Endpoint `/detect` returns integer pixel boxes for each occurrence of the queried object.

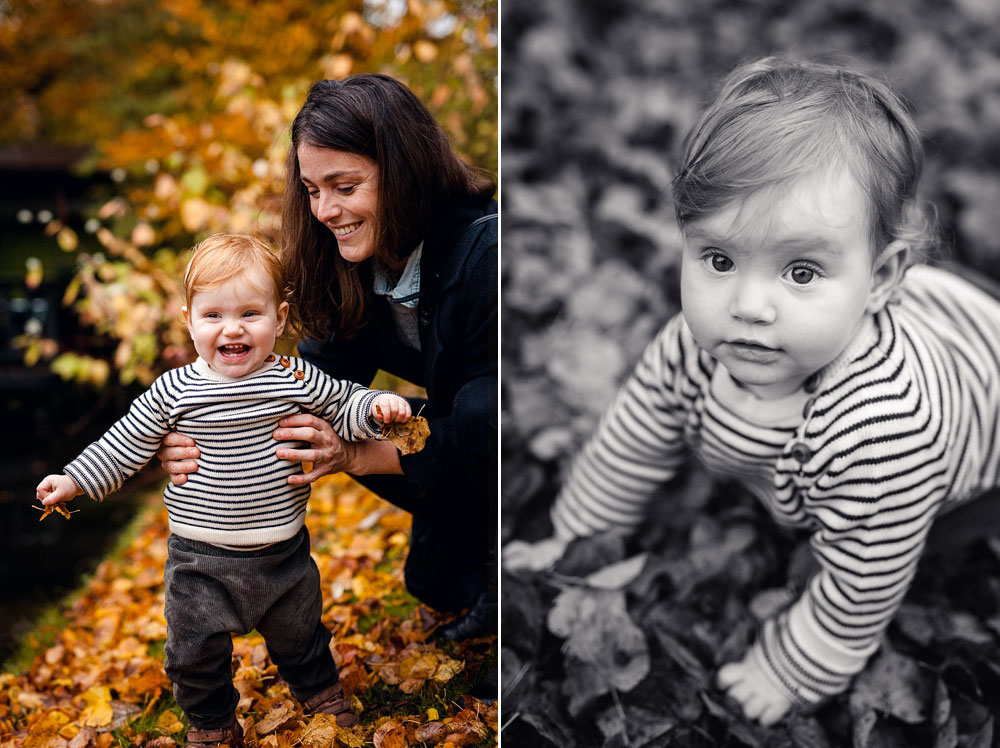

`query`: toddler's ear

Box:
[867,240,909,314]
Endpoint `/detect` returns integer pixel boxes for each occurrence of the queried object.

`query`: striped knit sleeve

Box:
[300,360,384,441]
[64,377,173,501]
[550,314,701,541]
[753,352,950,704]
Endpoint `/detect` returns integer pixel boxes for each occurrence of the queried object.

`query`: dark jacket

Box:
[298,198,498,505]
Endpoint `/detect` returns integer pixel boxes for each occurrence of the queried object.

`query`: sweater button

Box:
[265,354,276,362]
[280,357,290,367]
[294,369,305,380]
[803,375,820,394]
[802,397,815,419]
[791,443,812,463]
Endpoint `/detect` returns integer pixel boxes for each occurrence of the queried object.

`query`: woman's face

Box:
[297,143,380,263]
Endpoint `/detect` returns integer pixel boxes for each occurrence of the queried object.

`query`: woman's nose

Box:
[729,281,776,324]
[315,192,342,224]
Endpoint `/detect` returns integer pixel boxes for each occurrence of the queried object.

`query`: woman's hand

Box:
[274,414,357,484]
[156,431,200,486]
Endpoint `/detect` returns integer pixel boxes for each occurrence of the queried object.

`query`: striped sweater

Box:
[552,264,1000,704]
[65,354,385,546]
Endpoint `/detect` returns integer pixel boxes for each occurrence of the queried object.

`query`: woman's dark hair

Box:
[283,74,496,339]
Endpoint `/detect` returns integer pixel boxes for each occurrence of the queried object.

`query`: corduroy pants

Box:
[163,527,339,730]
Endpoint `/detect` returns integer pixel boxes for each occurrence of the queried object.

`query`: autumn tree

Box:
[6,0,497,387]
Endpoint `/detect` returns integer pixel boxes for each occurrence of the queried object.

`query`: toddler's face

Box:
[184,273,289,378]
[680,169,880,399]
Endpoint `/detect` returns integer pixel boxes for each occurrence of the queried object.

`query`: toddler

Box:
[505,57,1000,725]
[36,233,411,746]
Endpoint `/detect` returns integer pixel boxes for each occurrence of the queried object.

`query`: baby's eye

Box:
[786,265,820,285]
[707,253,734,273]
[243,311,261,318]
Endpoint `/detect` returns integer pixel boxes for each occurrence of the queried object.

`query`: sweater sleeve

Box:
[550,314,700,541]
[299,360,385,442]
[751,366,951,704]
[64,377,173,501]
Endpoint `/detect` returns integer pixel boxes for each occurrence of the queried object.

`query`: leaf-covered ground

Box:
[501,0,1000,745]
[1,474,497,748]
[503,469,1000,747]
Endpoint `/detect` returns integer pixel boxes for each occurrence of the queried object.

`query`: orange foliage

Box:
[1,475,497,747]
[6,0,497,387]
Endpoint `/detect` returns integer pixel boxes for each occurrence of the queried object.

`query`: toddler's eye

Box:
[789,267,815,285]
[710,254,734,273]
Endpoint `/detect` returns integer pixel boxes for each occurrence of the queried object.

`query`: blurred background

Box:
[501,0,1000,743]
[0,0,496,664]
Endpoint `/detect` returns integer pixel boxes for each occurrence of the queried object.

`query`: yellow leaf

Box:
[79,686,113,729]
[156,710,184,735]
[414,40,438,62]
[57,227,79,251]
[426,708,439,721]
[432,657,465,683]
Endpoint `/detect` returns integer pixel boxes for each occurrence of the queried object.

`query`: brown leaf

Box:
[414,722,448,743]
[298,715,339,748]
[34,504,79,521]
[255,702,298,734]
[67,726,98,748]
[381,417,431,455]
[372,719,408,748]
[144,738,177,748]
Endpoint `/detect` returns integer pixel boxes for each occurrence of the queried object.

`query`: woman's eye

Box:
[709,254,734,273]
[337,185,356,195]
[789,266,816,285]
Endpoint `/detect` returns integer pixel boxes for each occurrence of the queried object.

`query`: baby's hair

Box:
[673,56,935,261]
[183,233,285,308]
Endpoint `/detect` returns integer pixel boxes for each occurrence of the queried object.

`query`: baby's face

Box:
[184,273,289,378]
[680,169,878,399]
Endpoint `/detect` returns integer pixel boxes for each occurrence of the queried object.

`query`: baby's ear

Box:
[276,300,290,335]
[867,240,909,314]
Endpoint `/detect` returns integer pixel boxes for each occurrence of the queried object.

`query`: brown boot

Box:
[302,682,359,727]
[185,720,245,748]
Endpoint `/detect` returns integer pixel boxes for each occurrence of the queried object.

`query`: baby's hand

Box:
[35,474,82,507]
[503,536,570,572]
[717,648,794,726]
[372,394,412,424]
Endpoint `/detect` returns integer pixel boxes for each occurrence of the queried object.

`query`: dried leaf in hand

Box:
[382,416,431,455]
[34,504,79,521]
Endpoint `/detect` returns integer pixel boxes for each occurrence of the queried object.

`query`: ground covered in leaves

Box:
[503,470,1000,747]
[1,474,497,748]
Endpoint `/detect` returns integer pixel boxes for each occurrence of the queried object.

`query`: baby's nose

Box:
[729,283,776,324]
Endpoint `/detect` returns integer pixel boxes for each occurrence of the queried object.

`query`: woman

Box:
[159,74,497,641]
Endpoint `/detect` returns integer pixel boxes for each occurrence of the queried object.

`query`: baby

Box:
[36,233,411,746]
[505,57,1000,725]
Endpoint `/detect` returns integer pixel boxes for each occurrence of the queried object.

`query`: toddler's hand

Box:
[717,647,794,726]
[503,536,570,572]
[372,394,412,424]
[35,474,82,507]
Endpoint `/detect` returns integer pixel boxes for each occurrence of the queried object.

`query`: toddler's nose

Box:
[729,282,776,324]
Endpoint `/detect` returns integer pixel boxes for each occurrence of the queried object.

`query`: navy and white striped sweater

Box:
[552,264,1000,704]
[65,354,385,547]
